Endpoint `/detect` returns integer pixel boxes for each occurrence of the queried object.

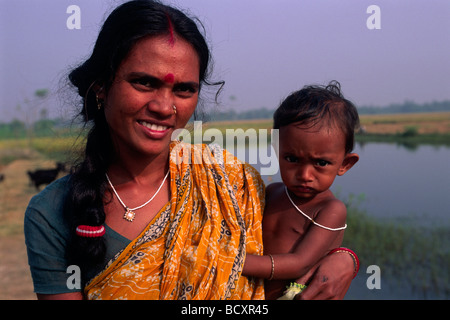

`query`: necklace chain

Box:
[284,186,347,231]
[106,170,170,222]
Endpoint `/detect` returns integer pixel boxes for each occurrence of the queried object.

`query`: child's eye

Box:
[284,155,298,163]
[316,160,330,167]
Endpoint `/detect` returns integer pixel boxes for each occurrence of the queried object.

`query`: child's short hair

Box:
[273,81,360,153]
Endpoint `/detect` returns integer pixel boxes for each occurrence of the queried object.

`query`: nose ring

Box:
[172,105,177,115]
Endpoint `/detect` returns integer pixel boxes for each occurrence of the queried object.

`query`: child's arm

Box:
[243,199,347,280]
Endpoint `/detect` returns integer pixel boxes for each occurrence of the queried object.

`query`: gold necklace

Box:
[105,170,170,222]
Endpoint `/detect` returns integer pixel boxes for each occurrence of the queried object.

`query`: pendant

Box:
[123,207,136,222]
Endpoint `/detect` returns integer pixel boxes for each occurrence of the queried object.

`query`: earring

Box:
[96,94,103,110]
[172,105,177,114]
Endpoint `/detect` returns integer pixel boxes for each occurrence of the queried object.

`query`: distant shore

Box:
[204,111,450,146]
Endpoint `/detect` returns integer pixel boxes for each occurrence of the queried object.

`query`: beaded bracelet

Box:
[328,247,360,278]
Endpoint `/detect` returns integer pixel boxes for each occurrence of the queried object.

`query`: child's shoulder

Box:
[316,191,347,215]
[313,194,348,230]
[321,197,347,215]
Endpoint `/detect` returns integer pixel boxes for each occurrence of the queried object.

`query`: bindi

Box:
[163,73,175,83]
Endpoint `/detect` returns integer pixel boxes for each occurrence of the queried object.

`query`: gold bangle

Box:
[268,254,275,280]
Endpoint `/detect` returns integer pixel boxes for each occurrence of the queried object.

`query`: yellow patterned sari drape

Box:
[85,142,265,299]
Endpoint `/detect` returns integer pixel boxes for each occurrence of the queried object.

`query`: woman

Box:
[24,0,355,300]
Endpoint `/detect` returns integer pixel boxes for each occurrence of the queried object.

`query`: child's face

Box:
[278,122,359,201]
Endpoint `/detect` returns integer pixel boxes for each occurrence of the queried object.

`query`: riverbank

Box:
[355,111,450,146]
[358,111,450,135]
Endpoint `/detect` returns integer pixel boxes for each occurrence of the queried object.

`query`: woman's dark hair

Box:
[66,0,216,269]
[273,81,360,153]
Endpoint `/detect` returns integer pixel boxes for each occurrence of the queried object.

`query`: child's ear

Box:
[337,153,359,176]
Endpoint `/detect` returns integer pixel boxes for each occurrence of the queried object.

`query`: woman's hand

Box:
[294,251,355,300]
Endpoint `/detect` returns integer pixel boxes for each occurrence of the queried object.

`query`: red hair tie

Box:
[76,225,105,238]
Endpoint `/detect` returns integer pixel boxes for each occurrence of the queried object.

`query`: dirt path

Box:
[0,158,60,300]
[0,234,35,299]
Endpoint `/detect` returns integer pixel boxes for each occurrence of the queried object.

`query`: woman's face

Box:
[101,35,200,158]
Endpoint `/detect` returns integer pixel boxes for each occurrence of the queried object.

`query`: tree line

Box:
[209,100,450,121]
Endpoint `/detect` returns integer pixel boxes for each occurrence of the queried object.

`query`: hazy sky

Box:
[1,0,449,122]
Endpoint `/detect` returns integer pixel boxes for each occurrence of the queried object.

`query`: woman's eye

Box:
[174,84,197,97]
[130,77,158,90]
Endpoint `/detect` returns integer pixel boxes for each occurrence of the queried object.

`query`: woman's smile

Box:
[137,119,172,138]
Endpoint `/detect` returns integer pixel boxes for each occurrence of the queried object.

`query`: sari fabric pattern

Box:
[85,142,265,300]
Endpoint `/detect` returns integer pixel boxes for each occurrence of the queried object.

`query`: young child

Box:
[242,81,360,299]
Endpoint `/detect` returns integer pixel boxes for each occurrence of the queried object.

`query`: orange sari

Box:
[85,142,265,299]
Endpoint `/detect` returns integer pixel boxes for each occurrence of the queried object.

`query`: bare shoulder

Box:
[314,196,347,228]
[321,197,347,215]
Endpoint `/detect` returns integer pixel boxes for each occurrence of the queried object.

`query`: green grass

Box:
[341,194,449,297]
[0,133,85,164]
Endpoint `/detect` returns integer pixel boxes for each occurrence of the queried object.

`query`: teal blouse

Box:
[24,175,131,294]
